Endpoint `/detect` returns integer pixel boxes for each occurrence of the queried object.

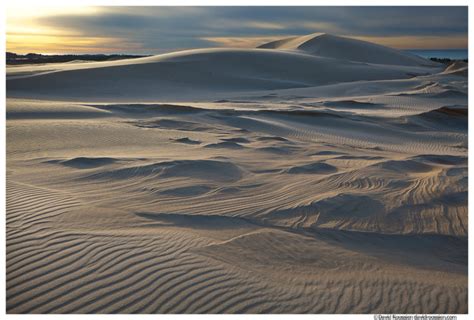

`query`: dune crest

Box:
[258,33,436,66]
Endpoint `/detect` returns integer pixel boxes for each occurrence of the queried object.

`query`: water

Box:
[406,49,467,60]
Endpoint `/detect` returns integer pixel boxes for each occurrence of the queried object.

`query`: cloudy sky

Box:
[6,6,468,54]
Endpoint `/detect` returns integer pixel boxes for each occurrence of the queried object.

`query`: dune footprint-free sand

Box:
[6,33,467,313]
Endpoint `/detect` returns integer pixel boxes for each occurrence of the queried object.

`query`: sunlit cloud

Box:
[298,22,345,34]
[7,34,143,54]
[202,36,287,48]
[352,35,468,50]
[246,22,286,30]
[6,6,109,53]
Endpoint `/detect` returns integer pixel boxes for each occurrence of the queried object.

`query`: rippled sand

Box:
[6,34,468,313]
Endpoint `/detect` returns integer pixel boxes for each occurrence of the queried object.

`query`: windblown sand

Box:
[6,34,467,313]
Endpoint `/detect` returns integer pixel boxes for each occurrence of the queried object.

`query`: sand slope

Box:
[7,45,440,101]
[6,33,467,313]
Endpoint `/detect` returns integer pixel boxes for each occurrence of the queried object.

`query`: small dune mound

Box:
[266,193,384,229]
[261,109,342,118]
[221,137,251,144]
[258,33,435,66]
[158,160,244,182]
[256,136,289,142]
[287,162,337,174]
[314,193,385,220]
[257,146,295,155]
[134,119,212,131]
[89,103,203,115]
[204,141,244,149]
[446,167,468,177]
[429,106,467,117]
[196,229,354,268]
[134,212,252,229]
[335,155,385,160]
[322,100,382,109]
[173,137,201,145]
[407,106,468,130]
[443,61,468,77]
[412,106,467,125]
[159,185,213,197]
[411,154,467,166]
[311,150,347,156]
[428,90,467,99]
[87,159,244,182]
[47,157,118,169]
[373,159,433,173]
[434,191,467,207]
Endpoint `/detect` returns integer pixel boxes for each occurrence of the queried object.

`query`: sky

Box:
[6,6,468,55]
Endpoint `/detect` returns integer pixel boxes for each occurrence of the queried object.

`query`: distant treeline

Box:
[6,52,468,66]
[6,52,150,65]
[430,57,468,64]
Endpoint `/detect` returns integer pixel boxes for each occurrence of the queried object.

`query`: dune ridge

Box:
[7,36,441,101]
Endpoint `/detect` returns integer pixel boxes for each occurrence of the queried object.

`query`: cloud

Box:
[353,35,468,50]
[246,22,287,30]
[202,35,287,48]
[6,6,468,54]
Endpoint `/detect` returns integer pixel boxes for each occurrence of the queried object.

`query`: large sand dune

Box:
[6,33,467,313]
[258,33,437,66]
[7,45,440,101]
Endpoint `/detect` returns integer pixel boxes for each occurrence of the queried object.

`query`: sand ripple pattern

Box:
[6,55,467,313]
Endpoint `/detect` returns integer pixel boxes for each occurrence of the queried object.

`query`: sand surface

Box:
[6,33,467,313]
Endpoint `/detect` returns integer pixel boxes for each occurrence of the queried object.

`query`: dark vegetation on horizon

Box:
[6,52,150,65]
[430,57,468,64]
[6,52,467,66]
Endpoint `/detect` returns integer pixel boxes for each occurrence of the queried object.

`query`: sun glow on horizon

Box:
[6,6,110,54]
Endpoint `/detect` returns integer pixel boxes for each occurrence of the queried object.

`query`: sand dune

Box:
[6,33,467,313]
[258,33,436,67]
[7,45,440,101]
